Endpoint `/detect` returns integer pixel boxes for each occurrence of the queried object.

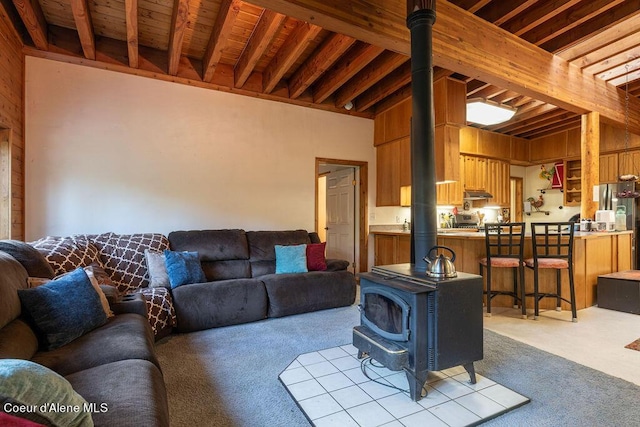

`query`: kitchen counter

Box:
[371,227,633,311]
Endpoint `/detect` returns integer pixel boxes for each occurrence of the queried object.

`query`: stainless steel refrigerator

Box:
[600,181,639,268]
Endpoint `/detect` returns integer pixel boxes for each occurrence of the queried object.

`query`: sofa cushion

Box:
[91,233,170,294]
[164,250,206,288]
[275,244,308,274]
[306,242,327,271]
[171,278,267,332]
[30,236,101,277]
[0,319,39,360]
[261,270,356,318]
[0,240,54,279]
[0,359,93,427]
[0,252,29,330]
[247,230,311,277]
[65,359,169,427]
[31,313,158,376]
[200,260,251,281]
[168,230,252,281]
[168,229,249,261]
[18,268,108,350]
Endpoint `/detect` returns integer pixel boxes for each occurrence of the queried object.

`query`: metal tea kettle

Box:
[424,246,458,279]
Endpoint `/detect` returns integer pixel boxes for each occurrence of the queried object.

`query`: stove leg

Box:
[463,362,477,384]
[406,370,429,401]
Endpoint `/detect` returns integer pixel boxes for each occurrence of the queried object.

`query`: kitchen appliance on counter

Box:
[595,210,616,231]
[454,213,480,229]
[600,182,639,267]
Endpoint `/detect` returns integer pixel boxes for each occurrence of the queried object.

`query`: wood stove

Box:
[353,264,483,401]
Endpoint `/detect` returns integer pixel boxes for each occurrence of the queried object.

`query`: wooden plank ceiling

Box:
[5,0,640,139]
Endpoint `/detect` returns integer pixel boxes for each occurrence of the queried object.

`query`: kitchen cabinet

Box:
[462,155,487,191]
[599,153,618,183]
[486,159,510,206]
[376,140,401,206]
[373,233,411,266]
[564,159,581,206]
[619,150,640,176]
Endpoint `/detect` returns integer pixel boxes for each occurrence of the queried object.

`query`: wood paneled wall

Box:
[0,5,25,240]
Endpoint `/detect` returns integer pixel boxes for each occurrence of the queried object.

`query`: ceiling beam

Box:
[288,33,355,99]
[263,21,322,94]
[312,42,384,104]
[501,0,581,37]
[69,0,96,60]
[559,13,640,61]
[478,0,539,27]
[234,9,285,88]
[355,60,411,112]
[540,1,639,53]
[124,0,138,68]
[334,51,408,108]
[247,0,640,133]
[167,0,189,76]
[11,0,48,50]
[203,0,242,82]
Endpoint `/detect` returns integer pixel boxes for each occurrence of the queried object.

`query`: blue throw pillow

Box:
[275,244,308,274]
[164,250,207,288]
[0,359,93,426]
[18,268,107,350]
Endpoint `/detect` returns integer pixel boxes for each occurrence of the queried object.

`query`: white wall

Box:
[25,57,375,240]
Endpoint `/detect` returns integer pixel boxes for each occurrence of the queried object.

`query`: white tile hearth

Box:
[279,345,529,427]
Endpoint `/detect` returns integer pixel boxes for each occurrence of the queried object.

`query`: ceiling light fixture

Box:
[466,98,517,126]
[344,101,354,111]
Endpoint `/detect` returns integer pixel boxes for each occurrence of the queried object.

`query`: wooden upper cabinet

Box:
[619,150,640,176]
[599,153,618,183]
[477,130,510,158]
[462,155,487,191]
[433,77,466,126]
[399,136,411,187]
[511,137,529,165]
[383,98,411,143]
[376,140,401,206]
[566,128,581,157]
[460,127,478,154]
[486,159,510,206]
[529,132,568,163]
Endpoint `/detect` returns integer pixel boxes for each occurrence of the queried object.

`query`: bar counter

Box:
[371,228,633,310]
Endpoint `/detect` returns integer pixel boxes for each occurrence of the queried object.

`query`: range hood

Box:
[464,191,494,200]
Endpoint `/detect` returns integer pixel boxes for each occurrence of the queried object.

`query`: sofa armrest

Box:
[111,293,147,317]
[325,259,350,271]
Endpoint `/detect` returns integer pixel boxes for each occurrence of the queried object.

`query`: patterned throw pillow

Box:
[30,236,101,277]
[91,233,170,294]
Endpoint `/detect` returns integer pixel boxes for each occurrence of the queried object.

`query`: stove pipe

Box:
[407,1,437,271]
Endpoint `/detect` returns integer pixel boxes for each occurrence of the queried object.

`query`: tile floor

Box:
[279,344,529,427]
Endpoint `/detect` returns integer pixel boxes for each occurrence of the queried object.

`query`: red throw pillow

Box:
[306,242,327,271]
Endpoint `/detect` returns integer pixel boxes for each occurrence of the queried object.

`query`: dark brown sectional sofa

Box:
[168,229,357,331]
[0,228,356,426]
[0,251,169,427]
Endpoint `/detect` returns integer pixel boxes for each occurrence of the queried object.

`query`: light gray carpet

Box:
[155,306,640,426]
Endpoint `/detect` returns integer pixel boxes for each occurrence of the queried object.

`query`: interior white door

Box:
[325,168,356,272]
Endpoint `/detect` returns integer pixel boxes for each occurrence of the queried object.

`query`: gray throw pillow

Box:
[144,250,170,288]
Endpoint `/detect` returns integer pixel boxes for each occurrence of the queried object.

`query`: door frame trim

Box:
[315,158,368,273]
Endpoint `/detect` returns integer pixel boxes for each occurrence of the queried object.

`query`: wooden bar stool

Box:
[525,222,577,322]
[479,222,526,318]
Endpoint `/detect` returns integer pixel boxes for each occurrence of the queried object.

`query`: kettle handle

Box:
[425,245,456,263]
